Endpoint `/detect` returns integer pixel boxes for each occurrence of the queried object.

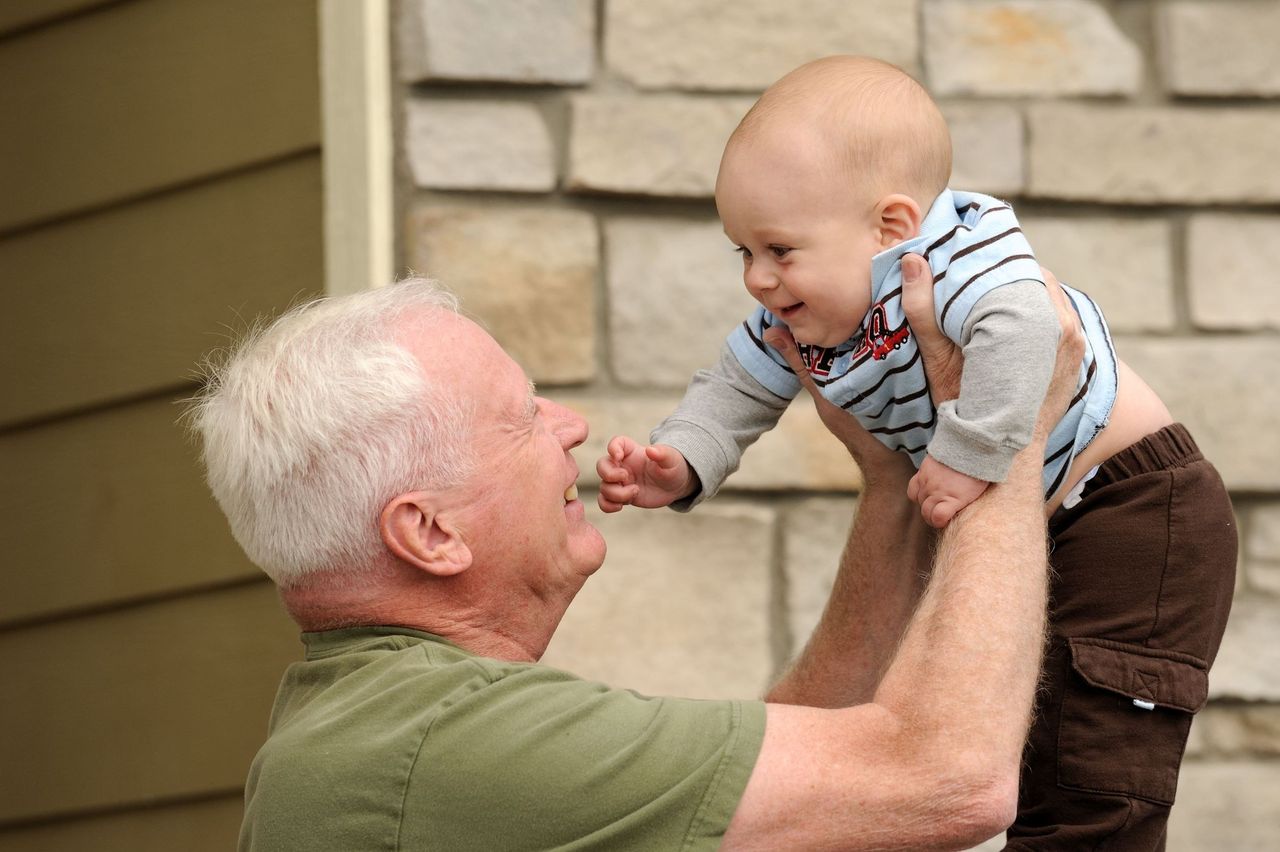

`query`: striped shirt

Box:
[726,189,1118,499]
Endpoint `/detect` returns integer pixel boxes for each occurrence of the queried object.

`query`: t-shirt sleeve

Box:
[399,663,767,851]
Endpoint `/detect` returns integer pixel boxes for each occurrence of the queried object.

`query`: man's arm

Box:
[721,259,1084,851]
[763,255,944,710]
[767,453,930,709]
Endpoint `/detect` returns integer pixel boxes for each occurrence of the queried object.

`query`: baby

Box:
[598,56,1236,847]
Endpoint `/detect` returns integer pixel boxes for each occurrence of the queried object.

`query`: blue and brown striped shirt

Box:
[724,189,1118,499]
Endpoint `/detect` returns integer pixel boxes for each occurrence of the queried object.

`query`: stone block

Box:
[398,0,593,84]
[782,497,858,654]
[1247,504,1280,563]
[1244,504,1280,562]
[1246,503,1280,595]
[1248,560,1280,597]
[1187,215,1280,331]
[924,0,1140,97]
[1027,105,1280,204]
[1184,711,1207,759]
[567,95,752,198]
[405,205,597,383]
[1169,761,1280,851]
[943,104,1025,197]
[605,0,918,91]
[1191,704,1280,758]
[604,217,757,387]
[1159,1,1280,96]
[1114,337,1280,491]
[404,100,554,192]
[1022,217,1175,332]
[551,393,862,495]
[1207,599,1280,702]
[541,498,776,699]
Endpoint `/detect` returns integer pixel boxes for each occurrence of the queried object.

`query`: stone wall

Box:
[396,1,1280,846]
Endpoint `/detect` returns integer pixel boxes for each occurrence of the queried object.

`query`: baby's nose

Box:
[744,263,778,294]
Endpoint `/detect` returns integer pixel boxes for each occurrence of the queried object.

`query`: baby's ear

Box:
[874,194,923,248]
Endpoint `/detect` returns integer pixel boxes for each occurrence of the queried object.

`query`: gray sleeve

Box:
[928,280,1060,483]
[651,341,792,511]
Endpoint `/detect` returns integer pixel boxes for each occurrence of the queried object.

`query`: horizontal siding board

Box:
[0,795,242,852]
[0,154,323,426]
[0,0,319,231]
[0,583,298,822]
[0,394,261,625]
[0,0,122,37]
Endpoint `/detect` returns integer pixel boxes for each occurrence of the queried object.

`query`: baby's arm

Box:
[597,341,792,513]
[597,438,696,512]
[911,280,1060,526]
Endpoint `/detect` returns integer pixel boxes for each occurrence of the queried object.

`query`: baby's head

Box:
[716,56,951,347]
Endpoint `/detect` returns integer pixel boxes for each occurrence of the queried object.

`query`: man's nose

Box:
[540,398,588,449]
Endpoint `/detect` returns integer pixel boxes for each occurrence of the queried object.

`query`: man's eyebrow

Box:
[524,379,538,419]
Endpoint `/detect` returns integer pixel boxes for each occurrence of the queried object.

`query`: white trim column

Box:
[319,0,393,295]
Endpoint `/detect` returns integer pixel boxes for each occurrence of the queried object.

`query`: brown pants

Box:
[1004,424,1237,851]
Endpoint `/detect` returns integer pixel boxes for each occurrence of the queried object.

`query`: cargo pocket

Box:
[1057,637,1208,805]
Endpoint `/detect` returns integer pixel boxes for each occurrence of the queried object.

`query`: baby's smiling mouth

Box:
[777,302,804,318]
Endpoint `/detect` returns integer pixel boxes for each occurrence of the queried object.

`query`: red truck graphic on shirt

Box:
[853,304,910,362]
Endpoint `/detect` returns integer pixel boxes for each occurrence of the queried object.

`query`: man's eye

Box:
[769,245,792,258]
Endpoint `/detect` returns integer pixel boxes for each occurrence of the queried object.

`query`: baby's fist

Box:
[907,455,990,528]
[596,437,693,513]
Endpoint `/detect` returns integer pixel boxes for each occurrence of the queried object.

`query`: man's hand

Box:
[762,327,914,489]
[903,253,1084,430]
[900,254,964,406]
[763,252,965,490]
[1032,270,1087,443]
[907,455,989,528]
[596,437,694,513]
[903,254,1086,516]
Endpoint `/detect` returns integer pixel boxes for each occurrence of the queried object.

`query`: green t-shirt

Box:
[241,626,766,851]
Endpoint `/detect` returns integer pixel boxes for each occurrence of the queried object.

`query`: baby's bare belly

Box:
[1045,359,1174,514]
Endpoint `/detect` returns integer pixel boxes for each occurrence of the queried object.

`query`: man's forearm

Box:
[873,442,1049,773]
[767,479,930,708]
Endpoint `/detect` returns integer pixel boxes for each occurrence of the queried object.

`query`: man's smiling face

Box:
[403,311,606,608]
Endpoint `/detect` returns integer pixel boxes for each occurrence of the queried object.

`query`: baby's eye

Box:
[734,245,753,260]
[768,245,792,258]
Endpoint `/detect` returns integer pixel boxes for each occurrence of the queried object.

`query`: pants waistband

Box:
[1086,422,1202,494]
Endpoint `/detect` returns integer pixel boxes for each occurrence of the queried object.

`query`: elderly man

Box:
[193,268,1081,851]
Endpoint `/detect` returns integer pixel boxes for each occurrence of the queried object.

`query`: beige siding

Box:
[0,393,259,625]
[0,0,321,841]
[0,0,120,37]
[0,584,297,822]
[0,796,243,852]
[0,154,322,425]
[0,0,319,232]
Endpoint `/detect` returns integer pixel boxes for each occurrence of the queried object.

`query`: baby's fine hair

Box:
[732,56,952,206]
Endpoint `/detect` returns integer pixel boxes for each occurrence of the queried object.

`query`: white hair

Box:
[188,277,475,588]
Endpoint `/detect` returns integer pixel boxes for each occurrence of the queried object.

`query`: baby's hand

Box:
[906,455,990,529]
[596,436,695,513]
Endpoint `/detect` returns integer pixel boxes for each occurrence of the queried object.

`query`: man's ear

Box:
[379,492,472,577]
[874,194,923,248]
